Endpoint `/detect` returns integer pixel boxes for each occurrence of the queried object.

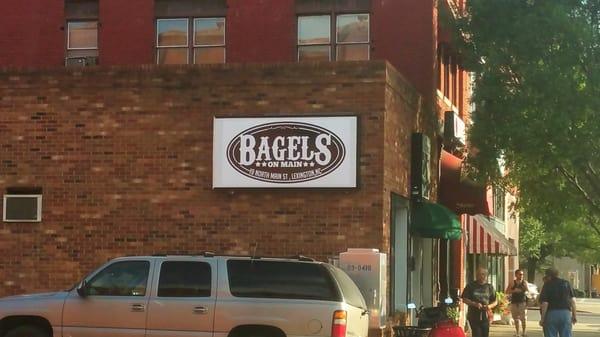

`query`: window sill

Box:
[437,90,459,113]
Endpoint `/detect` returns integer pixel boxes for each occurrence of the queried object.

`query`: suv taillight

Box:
[331,310,347,337]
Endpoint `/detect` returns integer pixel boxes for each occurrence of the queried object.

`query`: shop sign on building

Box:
[213,116,357,188]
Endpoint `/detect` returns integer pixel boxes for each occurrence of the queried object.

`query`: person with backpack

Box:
[462,267,498,337]
[505,269,529,336]
[539,267,577,337]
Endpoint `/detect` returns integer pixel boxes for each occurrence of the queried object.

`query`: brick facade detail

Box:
[0,61,424,296]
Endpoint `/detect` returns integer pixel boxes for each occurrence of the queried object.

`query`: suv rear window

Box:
[227,260,340,301]
[329,265,367,309]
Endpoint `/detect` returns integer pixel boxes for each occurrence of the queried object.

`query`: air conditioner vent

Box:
[65,56,98,67]
[3,194,42,222]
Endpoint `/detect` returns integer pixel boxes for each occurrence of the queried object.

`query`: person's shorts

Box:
[510,302,527,320]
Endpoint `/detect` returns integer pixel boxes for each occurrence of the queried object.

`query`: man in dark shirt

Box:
[539,267,577,337]
[462,267,498,337]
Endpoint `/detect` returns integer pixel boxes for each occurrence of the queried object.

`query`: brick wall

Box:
[0,0,441,102]
[0,0,64,67]
[0,61,421,296]
[99,0,155,65]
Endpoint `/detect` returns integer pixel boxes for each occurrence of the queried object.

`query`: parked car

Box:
[527,282,540,306]
[0,254,369,337]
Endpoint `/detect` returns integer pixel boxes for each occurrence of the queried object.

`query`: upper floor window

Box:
[67,21,98,52]
[493,186,506,222]
[156,17,225,65]
[437,44,460,109]
[297,14,370,62]
[65,0,99,66]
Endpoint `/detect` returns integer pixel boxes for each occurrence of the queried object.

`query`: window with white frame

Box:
[65,0,98,65]
[66,21,99,61]
[297,13,369,62]
[156,17,225,65]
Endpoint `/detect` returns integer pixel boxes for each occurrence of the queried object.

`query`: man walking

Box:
[539,267,577,337]
[506,269,529,336]
[462,267,498,337]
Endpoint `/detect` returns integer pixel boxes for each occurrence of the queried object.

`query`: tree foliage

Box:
[454,0,600,238]
[520,214,600,280]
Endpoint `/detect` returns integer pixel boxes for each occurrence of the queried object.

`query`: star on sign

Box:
[309,162,315,167]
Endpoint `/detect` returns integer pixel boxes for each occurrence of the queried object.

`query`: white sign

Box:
[213,116,357,188]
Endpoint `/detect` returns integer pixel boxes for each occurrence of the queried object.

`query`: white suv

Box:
[0,254,369,337]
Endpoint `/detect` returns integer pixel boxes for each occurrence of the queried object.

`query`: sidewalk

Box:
[488,299,600,336]
[489,320,600,337]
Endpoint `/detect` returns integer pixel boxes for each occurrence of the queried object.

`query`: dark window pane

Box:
[158,261,212,297]
[65,0,99,19]
[299,45,330,61]
[4,196,39,221]
[298,16,331,45]
[194,47,225,64]
[227,260,340,301]
[155,0,227,17]
[295,0,370,14]
[157,19,188,47]
[336,14,369,43]
[68,21,98,49]
[87,261,150,297]
[157,48,189,64]
[336,44,369,61]
[334,0,371,12]
[295,0,334,13]
[194,18,225,46]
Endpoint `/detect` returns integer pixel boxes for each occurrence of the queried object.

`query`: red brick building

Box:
[0,0,518,330]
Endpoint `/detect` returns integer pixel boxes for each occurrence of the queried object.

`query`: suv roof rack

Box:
[141,253,315,261]
[294,255,315,262]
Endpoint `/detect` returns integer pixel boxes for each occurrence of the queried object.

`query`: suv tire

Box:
[5,325,49,337]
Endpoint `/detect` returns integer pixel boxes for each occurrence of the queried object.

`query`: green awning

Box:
[412,202,462,240]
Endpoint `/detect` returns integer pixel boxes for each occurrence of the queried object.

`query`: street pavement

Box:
[489,298,600,337]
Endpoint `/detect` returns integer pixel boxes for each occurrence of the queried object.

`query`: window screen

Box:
[227,260,340,301]
[158,261,212,297]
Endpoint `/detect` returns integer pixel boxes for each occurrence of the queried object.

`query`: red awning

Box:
[467,215,517,256]
[439,150,492,216]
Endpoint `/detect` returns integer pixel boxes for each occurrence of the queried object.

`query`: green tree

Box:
[454,0,600,236]
[519,217,549,282]
[520,215,600,281]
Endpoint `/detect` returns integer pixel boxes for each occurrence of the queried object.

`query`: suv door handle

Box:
[131,303,145,312]
[193,306,209,314]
